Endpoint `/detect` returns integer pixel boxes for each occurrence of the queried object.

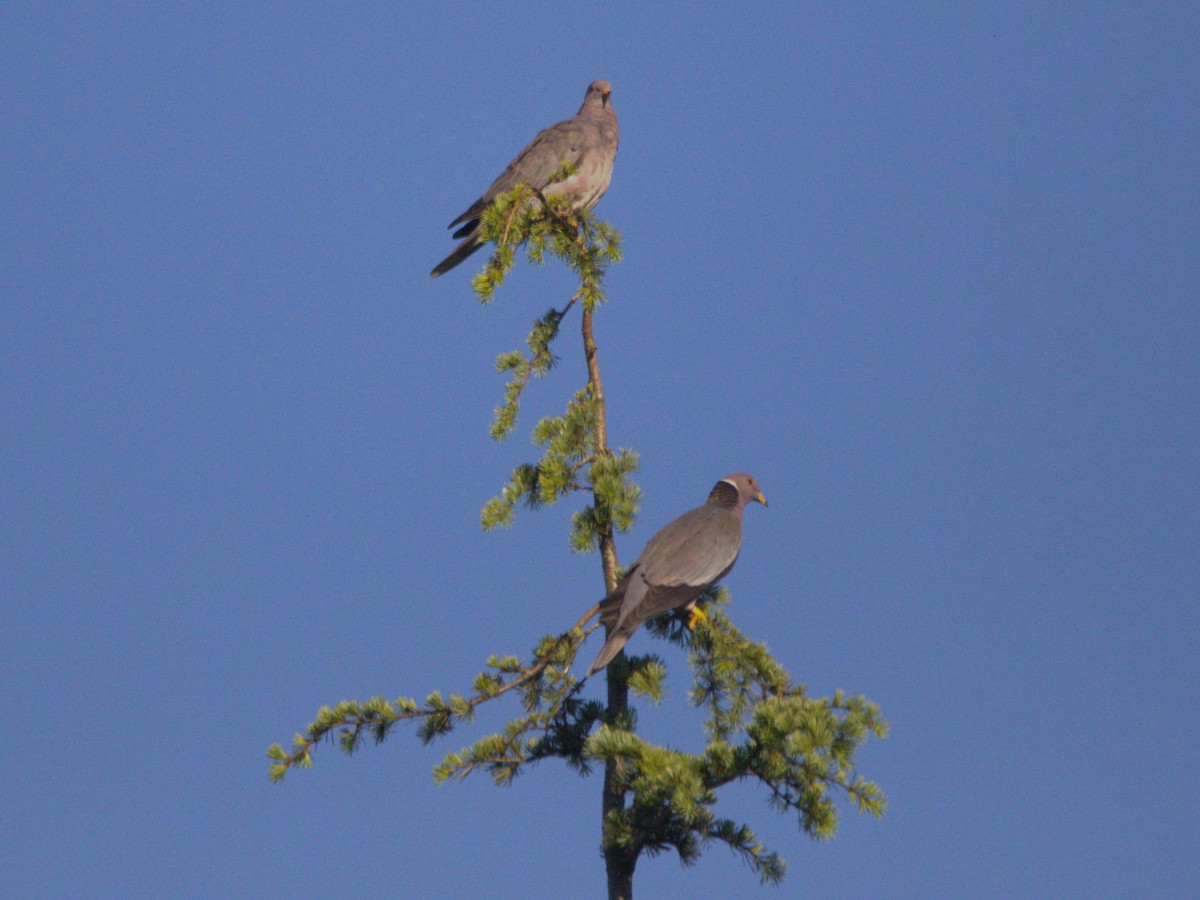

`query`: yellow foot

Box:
[686,605,707,630]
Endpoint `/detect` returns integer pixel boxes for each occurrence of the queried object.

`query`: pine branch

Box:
[266,604,601,783]
[582,590,887,876]
[472,187,636,547]
[489,300,574,441]
[468,171,622,306]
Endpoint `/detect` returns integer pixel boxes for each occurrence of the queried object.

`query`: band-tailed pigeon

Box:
[431,79,619,278]
[586,473,767,676]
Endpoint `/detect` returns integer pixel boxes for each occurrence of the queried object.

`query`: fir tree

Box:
[268,180,887,898]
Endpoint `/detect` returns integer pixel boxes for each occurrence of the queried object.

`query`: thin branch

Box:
[584,305,619,592]
[579,246,634,900]
[268,602,603,780]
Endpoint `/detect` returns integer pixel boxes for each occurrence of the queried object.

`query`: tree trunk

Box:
[583,306,636,899]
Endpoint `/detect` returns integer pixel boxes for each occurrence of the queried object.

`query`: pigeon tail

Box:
[586,632,630,677]
[451,217,480,240]
[431,234,484,278]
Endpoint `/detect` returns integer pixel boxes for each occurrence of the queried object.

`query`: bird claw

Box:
[686,605,707,630]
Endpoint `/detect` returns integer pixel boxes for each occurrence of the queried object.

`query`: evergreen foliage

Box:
[268,185,886,897]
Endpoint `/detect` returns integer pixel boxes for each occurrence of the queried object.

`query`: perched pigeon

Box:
[431,79,619,278]
[586,474,767,677]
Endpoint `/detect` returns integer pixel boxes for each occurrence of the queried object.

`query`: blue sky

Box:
[3,3,1197,897]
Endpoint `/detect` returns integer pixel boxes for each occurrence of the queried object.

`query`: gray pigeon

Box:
[431,79,619,278]
[587,474,767,676]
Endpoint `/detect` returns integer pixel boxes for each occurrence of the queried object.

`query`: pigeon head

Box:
[584,79,614,110]
[710,473,768,509]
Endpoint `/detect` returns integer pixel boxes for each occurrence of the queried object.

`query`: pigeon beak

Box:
[756,491,768,507]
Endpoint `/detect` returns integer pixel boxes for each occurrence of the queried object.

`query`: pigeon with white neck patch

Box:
[587,474,767,677]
